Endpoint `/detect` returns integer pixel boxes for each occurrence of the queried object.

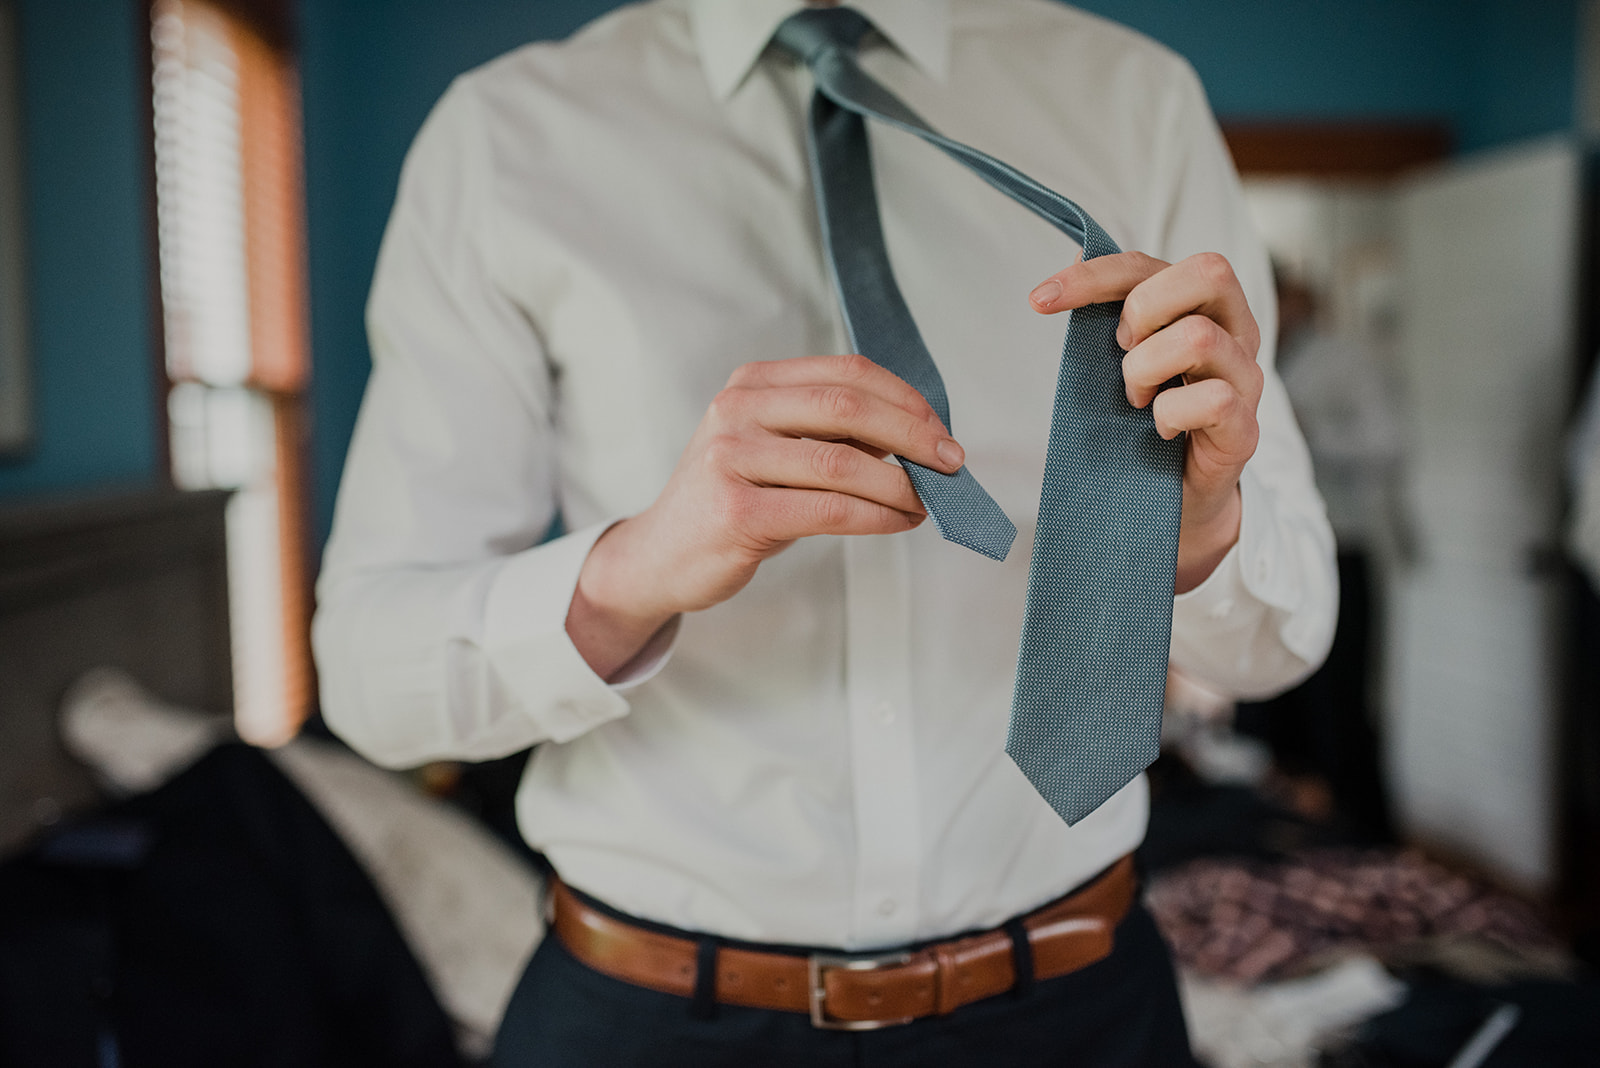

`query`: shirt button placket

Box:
[843,534,921,948]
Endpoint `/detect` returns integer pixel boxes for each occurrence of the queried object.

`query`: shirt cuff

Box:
[609,614,683,689]
[483,518,635,743]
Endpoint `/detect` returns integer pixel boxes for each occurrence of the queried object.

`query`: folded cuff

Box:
[483,518,635,743]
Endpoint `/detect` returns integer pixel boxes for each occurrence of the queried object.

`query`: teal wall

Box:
[1071,0,1580,151]
[0,0,158,499]
[0,0,1583,538]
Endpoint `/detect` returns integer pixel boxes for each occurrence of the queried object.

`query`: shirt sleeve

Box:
[312,78,649,769]
[1142,59,1339,699]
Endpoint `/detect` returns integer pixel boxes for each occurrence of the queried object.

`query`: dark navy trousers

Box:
[493,899,1198,1067]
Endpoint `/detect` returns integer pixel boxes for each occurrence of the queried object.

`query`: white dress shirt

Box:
[314,0,1337,950]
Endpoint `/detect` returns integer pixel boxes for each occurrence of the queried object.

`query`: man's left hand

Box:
[1028,251,1263,594]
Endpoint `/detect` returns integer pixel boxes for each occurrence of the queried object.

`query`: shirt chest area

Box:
[486,61,1142,517]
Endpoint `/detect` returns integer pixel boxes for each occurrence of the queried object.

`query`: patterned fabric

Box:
[1147,849,1560,984]
[775,7,1184,825]
[785,9,1015,562]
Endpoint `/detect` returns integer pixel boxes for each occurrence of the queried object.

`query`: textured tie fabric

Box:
[780,13,1015,560]
[775,8,1186,825]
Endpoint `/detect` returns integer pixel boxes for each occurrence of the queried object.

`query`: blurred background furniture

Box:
[0,488,232,855]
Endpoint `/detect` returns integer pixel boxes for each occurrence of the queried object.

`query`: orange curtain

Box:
[152,0,314,737]
[233,16,309,394]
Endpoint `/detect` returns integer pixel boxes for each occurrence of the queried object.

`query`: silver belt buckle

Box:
[807,951,916,1031]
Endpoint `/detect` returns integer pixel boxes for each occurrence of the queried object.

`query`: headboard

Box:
[0,487,233,854]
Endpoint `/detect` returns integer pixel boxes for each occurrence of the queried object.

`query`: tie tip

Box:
[975,535,1015,562]
[938,521,1015,561]
[901,458,1015,559]
[925,501,1015,560]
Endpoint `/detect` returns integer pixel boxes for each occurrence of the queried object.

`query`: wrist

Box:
[567,518,680,680]
[1174,484,1241,594]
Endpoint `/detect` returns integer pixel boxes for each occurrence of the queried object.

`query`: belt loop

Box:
[689,938,720,1020]
[1003,918,1035,1000]
[932,943,961,1015]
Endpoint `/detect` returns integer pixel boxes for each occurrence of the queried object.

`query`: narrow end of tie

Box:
[932,508,1016,561]
[903,462,1016,561]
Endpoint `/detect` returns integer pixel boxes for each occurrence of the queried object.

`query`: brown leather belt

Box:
[551,855,1136,1030]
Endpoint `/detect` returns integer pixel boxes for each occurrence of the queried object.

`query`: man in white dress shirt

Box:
[314,0,1336,1062]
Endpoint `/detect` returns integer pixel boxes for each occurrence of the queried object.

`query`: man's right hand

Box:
[565,353,965,678]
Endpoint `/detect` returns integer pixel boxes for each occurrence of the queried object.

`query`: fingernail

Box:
[935,438,965,471]
[1116,321,1131,350]
[1029,280,1062,309]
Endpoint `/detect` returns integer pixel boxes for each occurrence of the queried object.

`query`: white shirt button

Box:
[875,700,895,725]
[1208,598,1234,620]
[877,898,897,917]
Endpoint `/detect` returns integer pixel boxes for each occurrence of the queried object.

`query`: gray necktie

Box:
[775,8,1184,825]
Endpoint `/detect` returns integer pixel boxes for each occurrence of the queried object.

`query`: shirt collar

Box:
[688,0,951,100]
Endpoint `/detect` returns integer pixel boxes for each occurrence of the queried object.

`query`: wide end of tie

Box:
[1004,727,1160,826]
[903,461,1015,560]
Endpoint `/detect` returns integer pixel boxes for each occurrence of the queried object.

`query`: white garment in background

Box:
[314,0,1336,950]
[1277,327,1403,550]
[1179,957,1407,1068]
